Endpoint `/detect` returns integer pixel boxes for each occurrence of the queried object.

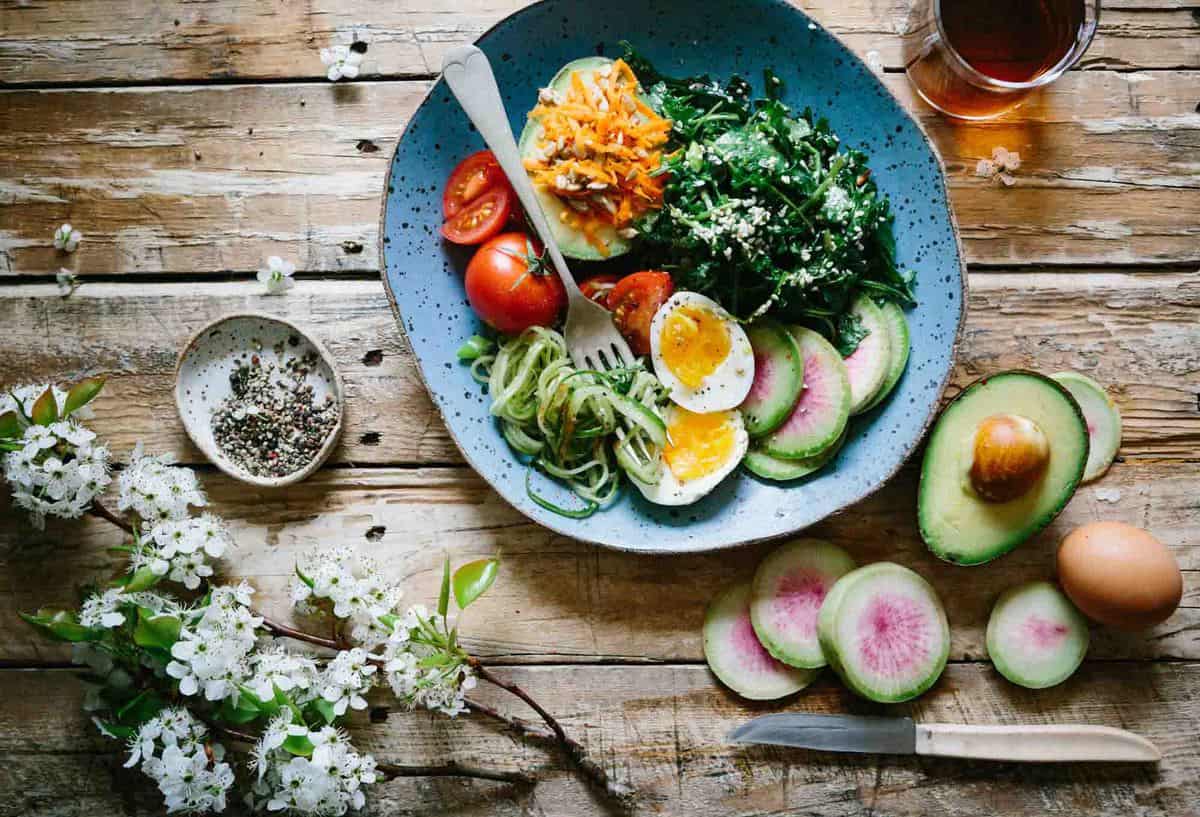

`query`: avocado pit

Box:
[969,413,1050,503]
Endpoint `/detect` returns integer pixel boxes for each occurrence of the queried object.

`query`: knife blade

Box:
[728,714,1161,763]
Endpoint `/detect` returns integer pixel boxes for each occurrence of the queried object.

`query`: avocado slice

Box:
[918,370,1089,565]
[517,57,636,261]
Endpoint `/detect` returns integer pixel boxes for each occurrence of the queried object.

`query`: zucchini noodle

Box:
[460,327,667,517]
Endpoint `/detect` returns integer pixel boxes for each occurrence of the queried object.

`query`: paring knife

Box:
[728,714,1161,763]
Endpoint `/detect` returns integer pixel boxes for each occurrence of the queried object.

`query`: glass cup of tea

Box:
[902,0,1101,119]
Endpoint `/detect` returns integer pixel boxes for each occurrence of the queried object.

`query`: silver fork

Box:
[441,45,636,373]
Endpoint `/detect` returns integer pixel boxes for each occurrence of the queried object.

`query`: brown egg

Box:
[1057,522,1182,630]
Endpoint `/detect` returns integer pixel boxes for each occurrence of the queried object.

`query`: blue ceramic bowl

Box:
[380,0,966,553]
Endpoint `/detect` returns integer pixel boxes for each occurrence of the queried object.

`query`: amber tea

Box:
[903,0,1099,119]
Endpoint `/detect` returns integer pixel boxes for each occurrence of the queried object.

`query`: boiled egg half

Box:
[631,404,749,506]
[650,292,755,413]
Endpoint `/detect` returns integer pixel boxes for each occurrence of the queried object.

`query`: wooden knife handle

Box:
[915,723,1161,763]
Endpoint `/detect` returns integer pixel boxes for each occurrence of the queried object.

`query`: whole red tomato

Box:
[465,233,566,335]
[607,271,674,356]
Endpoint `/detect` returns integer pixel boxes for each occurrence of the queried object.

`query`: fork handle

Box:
[441,45,583,302]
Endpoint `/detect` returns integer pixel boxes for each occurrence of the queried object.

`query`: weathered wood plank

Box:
[0,0,1194,86]
[1,73,1197,275]
[1,272,1196,465]
[2,459,1196,665]
[2,663,1197,817]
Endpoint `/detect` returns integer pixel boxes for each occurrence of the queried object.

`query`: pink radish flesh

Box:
[748,352,775,403]
[768,569,828,639]
[856,593,933,677]
[844,328,887,404]
[776,353,834,436]
[1023,616,1071,650]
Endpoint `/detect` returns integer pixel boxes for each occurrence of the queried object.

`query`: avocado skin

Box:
[918,370,1089,566]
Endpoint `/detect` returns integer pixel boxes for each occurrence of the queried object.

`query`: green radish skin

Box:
[1050,372,1121,483]
[703,582,820,700]
[817,563,950,703]
[843,295,892,416]
[743,431,846,482]
[760,326,851,460]
[986,580,1090,689]
[517,57,633,261]
[859,302,911,414]
[740,321,805,437]
[750,539,857,668]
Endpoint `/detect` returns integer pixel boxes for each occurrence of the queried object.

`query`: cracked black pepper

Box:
[211,339,339,478]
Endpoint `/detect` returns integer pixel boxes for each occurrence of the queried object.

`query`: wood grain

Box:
[3,458,1195,665]
[1,272,1196,466]
[1,663,1197,817]
[0,0,1195,86]
[1,72,1197,275]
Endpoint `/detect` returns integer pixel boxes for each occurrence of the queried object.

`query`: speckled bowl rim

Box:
[377,0,968,554]
[173,311,346,488]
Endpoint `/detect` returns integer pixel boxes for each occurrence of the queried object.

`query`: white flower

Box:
[134,513,233,590]
[128,710,234,814]
[319,45,363,82]
[56,268,80,296]
[79,588,177,629]
[292,547,403,648]
[378,607,474,717]
[166,584,262,701]
[118,443,207,525]
[3,419,111,528]
[250,720,376,815]
[257,255,296,294]
[318,648,377,715]
[53,223,82,252]
[245,645,321,704]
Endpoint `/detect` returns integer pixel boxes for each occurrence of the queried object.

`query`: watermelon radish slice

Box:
[760,326,851,460]
[750,539,857,668]
[703,582,820,700]
[743,430,846,482]
[986,580,1089,689]
[859,302,911,414]
[1050,372,1121,482]
[817,563,950,703]
[740,320,805,437]
[843,295,892,416]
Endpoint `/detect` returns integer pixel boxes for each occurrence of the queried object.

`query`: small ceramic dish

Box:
[174,313,345,487]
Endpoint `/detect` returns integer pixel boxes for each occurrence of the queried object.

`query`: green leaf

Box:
[132,608,181,650]
[294,564,315,589]
[121,566,162,593]
[437,554,451,618]
[63,376,106,416]
[378,612,399,632]
[282,733,315,757]
[0,411,20,439]
[116,689,166,726]
[219,693,263,725]
[93,719,136,740]
[273,683,305,723]
[452,558,500,610]
[311,698,337,725]
[19,609,103,643]
[0,440,23,453]
[30,387,58,426]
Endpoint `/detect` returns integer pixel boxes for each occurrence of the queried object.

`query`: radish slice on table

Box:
[817,563,950,703]
[750,539,857,668]
[1051,371,1121,483]
[986,580,1090,689]
[703,582,819,700]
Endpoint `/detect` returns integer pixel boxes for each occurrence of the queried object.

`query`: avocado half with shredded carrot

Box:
[517,57,671,260]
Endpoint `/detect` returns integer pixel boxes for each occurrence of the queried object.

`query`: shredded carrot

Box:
[523,58,671,255]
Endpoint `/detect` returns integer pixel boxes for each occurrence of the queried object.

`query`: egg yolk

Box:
[664,409,737,482]
[660,304,730,389]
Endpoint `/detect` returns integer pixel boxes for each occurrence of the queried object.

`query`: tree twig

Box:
[469,660,635,808]
[89,499,134,534]
[377,761,535,786]
[258,615,343,651]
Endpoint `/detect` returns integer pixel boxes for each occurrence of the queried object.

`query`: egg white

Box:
[630,405,749,506]
[650,291,755,413]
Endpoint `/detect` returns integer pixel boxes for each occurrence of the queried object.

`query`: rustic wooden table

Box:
[1,1,1197,815]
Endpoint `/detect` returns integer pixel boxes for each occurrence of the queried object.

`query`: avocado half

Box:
[517,56,635,261]
[918,370,1089,566]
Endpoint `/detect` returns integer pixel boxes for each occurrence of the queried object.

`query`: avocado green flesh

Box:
[517,56,633,261]
[919,371,1089,565]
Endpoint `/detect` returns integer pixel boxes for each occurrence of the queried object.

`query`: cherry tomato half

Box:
[578,273,623,308]
[465,233,566,335]
[608,271,674,356]
[441,186,513,245]
[443,151,508,218]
